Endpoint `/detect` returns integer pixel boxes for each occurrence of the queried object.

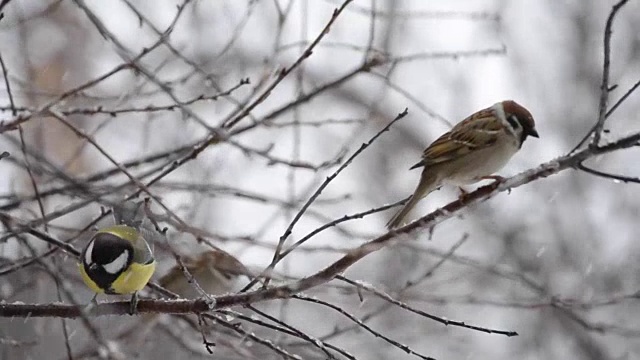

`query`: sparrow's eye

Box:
[506,115,520,130]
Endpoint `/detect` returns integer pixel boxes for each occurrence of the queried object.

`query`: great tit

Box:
[79,203,157,314]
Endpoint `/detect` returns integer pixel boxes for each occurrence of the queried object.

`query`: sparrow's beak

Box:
[529,128,539,138]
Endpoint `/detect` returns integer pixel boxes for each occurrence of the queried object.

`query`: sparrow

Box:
[135,250,253,325]
[129,249,257,348]
[160,249,256,298]
[386,100,539,229]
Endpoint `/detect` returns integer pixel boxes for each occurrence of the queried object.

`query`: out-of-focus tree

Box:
[0,1,639,359]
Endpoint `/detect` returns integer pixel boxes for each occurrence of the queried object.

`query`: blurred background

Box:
[1,0,640,359]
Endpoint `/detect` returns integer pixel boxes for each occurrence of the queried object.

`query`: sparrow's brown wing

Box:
[160,249,252,288]
[205,249,254,280]
[411,108,503,169]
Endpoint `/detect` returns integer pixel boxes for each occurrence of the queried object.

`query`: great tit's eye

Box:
[507,115,520,130]
[84,240,95,265]
[103,250,130,274]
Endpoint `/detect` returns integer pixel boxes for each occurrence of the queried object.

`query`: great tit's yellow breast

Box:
[110,261,156,294]
[78,262,105,294]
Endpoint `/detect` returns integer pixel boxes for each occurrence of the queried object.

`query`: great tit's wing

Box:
[132,229,155,265]
[127,221,159,265]
[112,201,145,228]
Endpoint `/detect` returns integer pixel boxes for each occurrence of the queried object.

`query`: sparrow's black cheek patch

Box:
[507,115,520,131]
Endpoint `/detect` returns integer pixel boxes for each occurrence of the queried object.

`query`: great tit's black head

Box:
[81,232,134,294]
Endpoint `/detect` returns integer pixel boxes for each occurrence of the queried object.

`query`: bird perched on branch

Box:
[387,100,539,229]
[128,248,256,341]
[78,201,159,314]
[160,248,256,298]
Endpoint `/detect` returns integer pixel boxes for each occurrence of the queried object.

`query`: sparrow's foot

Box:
[457,187,470,202]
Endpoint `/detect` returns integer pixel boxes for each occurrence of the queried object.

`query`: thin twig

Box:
[591,0,630,147]
[294,294,436,360]
[337,276,518,337]
[577,162,640,184]
[571,0,630,151]
[248,108,408,290]
[222,0,354,129]
[17,126,47,231]
[0,52,16,115]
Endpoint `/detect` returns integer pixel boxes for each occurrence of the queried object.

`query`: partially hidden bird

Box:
[159,248,256,298]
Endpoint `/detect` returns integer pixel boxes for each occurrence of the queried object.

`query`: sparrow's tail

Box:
[386,170,438,229]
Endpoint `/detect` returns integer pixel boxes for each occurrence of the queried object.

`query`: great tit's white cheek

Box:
[103,250,129,274]
[84,240,95,265]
